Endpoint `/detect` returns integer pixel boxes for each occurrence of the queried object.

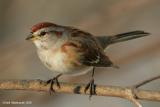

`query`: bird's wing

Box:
[96,36,110,49]
[68,29,114,67]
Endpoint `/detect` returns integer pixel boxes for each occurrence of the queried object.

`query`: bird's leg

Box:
[84,67,96,99]
[46,73,62,94]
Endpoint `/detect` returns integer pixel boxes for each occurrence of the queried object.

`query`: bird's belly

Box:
[37,50,92,75]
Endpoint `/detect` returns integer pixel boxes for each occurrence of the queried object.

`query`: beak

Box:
[26,34,35,40]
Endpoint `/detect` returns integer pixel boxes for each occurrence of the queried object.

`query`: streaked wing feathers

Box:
[69,29,113,67]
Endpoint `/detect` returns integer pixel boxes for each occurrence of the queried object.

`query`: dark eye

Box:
[40,31,46,36]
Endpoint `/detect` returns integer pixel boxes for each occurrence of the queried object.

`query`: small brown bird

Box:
[26,22,149,96]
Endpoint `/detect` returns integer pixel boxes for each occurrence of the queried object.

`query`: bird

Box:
[26,22,150,96]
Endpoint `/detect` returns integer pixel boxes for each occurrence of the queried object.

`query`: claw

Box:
[49,79,55,95]
[46,79,51,84]
[46,74,62,94]
[84,82,90,93]
[55,78,61,88]
[84,79,96,99]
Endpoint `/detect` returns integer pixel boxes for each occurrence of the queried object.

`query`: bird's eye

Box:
[40,31,46,36]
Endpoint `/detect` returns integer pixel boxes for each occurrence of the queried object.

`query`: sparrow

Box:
[26,22,150,96]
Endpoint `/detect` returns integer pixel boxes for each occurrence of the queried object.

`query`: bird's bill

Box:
[26,34,38,41]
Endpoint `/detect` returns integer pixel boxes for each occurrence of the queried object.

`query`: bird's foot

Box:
[46,74,62,95]
[84,78,96,99]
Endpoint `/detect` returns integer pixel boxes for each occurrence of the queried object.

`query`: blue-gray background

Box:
[0,0,160,107]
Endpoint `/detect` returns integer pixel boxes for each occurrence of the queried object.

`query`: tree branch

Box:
[0,80,160,107]
[133,75,160,88]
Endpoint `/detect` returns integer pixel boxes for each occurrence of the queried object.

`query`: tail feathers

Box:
[109,30,150,44]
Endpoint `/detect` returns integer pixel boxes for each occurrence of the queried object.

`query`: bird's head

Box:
[26,22,64,50]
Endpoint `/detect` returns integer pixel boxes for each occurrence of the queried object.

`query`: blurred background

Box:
[0,0,160,107]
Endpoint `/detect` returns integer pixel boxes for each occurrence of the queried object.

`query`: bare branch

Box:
[0,80,160,107]
[133,75,160,88]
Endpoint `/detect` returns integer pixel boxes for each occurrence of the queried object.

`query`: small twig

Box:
[125,88,142,107]
[130,75,160,106]
[133,75,160,88]
[0,80,160,107]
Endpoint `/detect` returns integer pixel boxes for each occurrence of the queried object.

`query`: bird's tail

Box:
[97,31,150,49]
[108,30,150,44]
